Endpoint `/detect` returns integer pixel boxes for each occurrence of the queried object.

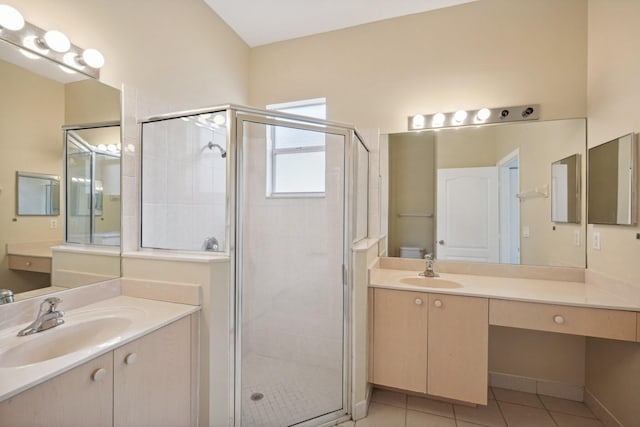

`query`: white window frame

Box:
[266,98,327,197]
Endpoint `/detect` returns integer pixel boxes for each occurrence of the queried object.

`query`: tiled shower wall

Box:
[140,116,227,251]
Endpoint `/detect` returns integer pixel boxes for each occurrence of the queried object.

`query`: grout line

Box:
[494,399,509,426]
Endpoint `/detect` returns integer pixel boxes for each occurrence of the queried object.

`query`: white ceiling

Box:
[203,0,477,47]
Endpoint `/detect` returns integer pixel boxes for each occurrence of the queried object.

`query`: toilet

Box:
[399,246,426,259]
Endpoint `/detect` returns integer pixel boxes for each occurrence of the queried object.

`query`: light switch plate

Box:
[522,226,530,238]
[593,231,601,250]
[574,230,581,246]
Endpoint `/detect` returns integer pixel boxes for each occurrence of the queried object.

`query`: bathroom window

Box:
[266,98,326,196]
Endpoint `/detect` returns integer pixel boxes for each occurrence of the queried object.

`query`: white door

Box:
[436,167,499,262]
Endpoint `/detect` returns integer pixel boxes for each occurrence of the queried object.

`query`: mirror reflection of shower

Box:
[64,123,121,246]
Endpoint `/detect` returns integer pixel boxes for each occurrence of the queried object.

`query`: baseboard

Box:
[584,388,623,427]
[352,383,373,421]
[489,372,584,401]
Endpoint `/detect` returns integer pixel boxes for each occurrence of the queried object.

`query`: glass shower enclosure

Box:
[140,105,369,427]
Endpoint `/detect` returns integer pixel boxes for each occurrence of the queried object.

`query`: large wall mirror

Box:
[385,118,587,268]
[0,39,121,301]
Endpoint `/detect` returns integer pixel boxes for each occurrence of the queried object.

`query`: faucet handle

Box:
[424,253,433,261]
[42,297,62,312]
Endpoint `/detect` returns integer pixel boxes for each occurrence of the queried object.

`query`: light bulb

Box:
[453,110,468,124]
[213,114,226,125]
[63,52,83,69]
[23,35,48,54]
[0,4,24,31]
[98,144,107,151]
[82,48,104,68]
[411,115,425,129]
[44,30,70,52]
[107,144,116,152]
[432,113,446,127]
[476,108,491,122]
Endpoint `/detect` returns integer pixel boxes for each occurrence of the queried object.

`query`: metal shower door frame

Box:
[232,110,353,427]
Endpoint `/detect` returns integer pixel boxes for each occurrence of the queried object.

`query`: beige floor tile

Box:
[492,388,543,408]
[355,402,405,427]
[337,421,355,427]
[539,395,596,418]
[406,410,455,427]
[550,411,605,427]
[407,395,454,418]
[371,388,407,409]
[454,399,506,427]
[499,402,556,427]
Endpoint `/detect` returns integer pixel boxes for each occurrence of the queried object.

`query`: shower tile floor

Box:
[241,354,343,427]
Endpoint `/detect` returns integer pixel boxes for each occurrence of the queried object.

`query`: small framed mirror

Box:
[15,171,60,216]
[588,133,636,225]
[551,154,581,223]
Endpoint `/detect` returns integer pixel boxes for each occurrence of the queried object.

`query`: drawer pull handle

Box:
[415,298,423,305]
[553,315,565,325]
[125,353,138,365]
[25,261,32,267]
[92,368,107,382]
[434,299,443,308]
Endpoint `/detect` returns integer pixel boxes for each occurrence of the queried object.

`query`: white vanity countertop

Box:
[369,267,640,312]
[0,295,199,401]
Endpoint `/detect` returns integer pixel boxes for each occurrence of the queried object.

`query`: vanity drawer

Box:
[489,299,637,342]
[8,255,51,273]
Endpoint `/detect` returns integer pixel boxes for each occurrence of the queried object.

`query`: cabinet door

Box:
[427,294,488,404]
[113,316,191,427]
[0,352,113,427]
[372,288,428,393]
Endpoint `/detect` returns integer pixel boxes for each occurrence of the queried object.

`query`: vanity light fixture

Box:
[408,104,540,131]
[0,4,104,79]
[0,4,24,31]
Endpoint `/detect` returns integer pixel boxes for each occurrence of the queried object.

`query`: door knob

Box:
[125,353,138,365]
[415,298,423,305]
[434,299,443,308]
[438,240,445,245]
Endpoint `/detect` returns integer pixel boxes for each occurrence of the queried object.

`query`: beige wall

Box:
[249,0,587,133]
[584,1,640,425]
[64,79,120,124]
[586,0,640,284]
[0,60,64,293]
[12,0,250,111]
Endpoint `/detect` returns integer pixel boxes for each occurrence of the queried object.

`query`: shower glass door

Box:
[236,114,348,427]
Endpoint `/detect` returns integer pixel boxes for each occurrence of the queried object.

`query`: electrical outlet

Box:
[593,231,601,250]
[522,226,530,238]
[49,219,57,230]
[574,229,581,246]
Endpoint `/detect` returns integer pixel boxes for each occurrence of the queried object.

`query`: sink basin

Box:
[0,316,132,368]
[399,277,462,288]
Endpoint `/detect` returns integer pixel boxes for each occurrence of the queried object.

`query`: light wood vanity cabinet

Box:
[427,294,488,404]
[8,254,52,273]
[372,288,428,393]
[490,299,637,342]
[0,352,114,427]
[0,316,193,427]
[114,316,191,427]
[371,288,488,404]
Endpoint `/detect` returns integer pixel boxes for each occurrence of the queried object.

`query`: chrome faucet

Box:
[17,297,65,336]
[419,253,439,278]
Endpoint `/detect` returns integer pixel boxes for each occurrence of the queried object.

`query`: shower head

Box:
[207,142,227,158]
